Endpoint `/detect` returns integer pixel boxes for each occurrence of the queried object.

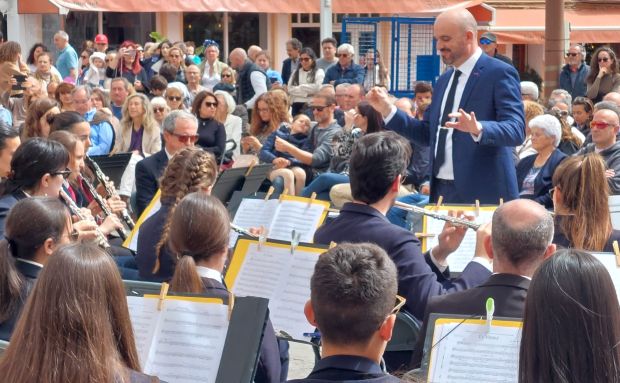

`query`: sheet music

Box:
[591,252,620,302]
[427,321,521,383]
[127,297,230,383]
[268,199,327,243]
[230,242,319,338]
[230,199,279,248]
[423,209,494,272]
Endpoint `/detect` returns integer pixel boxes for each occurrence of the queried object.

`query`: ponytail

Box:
[169,255,204,294]
[0,239,23,323]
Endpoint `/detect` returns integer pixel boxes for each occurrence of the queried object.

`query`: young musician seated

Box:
[0,243,162,382]
[288,243,401,382]
[0,198,74,340]
[135,147,218,282]
[166,192,282,383]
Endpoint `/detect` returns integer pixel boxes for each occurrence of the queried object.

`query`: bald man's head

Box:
[491,199,554,275]
[394,98,414,116]
[603,92,620,107]
[434,8,479,67]
[229,48,247,70]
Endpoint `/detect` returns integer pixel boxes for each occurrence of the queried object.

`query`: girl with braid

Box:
[134,147,218,282]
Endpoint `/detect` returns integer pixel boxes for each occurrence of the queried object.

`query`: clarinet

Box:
[81,176,128,241]
[59,186,111,249]
[393,201,482,231]
[84,155,135,230]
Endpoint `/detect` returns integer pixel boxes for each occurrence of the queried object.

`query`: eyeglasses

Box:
[311,105,329,112]
[590,121,618,129]
[390,295,407,315]
[300,57,312,62]
[548,187,556,199]
[203,101,218,108]
[51,168,72,179]
[167,96,182,102]
[222,74,232,78]
[153,107,166,113]
[566,53,578,57]
[170,132,199,144]
[69,229,79,241]
[599,57,610,63]
[479,38,494,45]
[337,53,350,58]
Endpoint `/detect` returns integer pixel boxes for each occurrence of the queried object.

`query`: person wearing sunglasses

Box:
[323,43,365,86]
[586,47,620,103]
[289,243,402,383]
[288,47,325,116]
[0,197,76,341]
[150,96,170,128]
[479,32,514,67]
[134,110,199,217]
[164,85,186,111]
[191,90,226,161]
[575,107,620,195]
[559,44,589,99]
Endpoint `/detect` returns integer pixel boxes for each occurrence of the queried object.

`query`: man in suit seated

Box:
[411,198,556,368]
[134,110,198,216]
[315,131,491,322]
[288,243,401,382]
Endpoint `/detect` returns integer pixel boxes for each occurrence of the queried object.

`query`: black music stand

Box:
[89,152,132,187]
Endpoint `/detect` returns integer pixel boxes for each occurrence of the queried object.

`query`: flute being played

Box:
[393,201,481,231]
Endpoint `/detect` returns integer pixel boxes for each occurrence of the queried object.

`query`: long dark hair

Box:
[290,47,318,86]
[0,197,69,324]
[49,111,86,133]
[357,101,384,133]
[2,138,69,196]
[0,243,142,383]
[26,43,48,65]
[587,46,619,84]
[169,192,230,294]
[519,249,620,383]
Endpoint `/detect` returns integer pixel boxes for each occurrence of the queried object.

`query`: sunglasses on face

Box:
[222,74,232,78]
[590,121,617,129]
[479,38,494,45]
[311,105,327,112]
[167,96,182,101]
[51,168,72,179]
[153,107,166,113]
[337,53,350,58]
[599,57,610,63]
[171,132,199,144]
[566,53,578,57]
[203,101,218,108]
[300,57,312,62]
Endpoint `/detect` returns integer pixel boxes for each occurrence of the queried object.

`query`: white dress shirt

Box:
[195,265,224,283]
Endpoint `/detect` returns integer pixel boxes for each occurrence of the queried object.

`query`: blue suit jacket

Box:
[386,53,525,204]
[314,203,491,320]
[135,201,174,282]
[135,149,168,217]
[516,149,567,209]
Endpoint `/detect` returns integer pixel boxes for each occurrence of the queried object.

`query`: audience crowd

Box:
[0,7,619,382]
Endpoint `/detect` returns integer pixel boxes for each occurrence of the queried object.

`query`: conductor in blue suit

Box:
[368,8,525,204]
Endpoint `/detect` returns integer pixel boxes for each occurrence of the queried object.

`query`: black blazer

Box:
[287,355,401,383]
[516,149,567,209]
[201,278,282,383]
[135,149,168,217]
[281,58,293,85]
[0,259,43,341]
[411,273,530,368]
[135,201,175,282]
[0,191,27,238]
[314,203,491,321]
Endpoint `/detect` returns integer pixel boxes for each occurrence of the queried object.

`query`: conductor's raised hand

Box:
[366,87,393,118]
[446,108,482,137]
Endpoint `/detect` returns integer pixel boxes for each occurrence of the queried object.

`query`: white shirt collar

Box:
[195,266,223,283]
[164,147,173,159]
[455,47,483,77]
[16,258,44,268]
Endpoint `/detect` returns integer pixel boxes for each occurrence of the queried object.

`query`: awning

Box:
[45,0,489,15]
[489,8,620,44]
[18,0,58,14]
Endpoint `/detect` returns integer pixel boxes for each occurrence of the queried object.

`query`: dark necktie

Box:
[433,69,462,177]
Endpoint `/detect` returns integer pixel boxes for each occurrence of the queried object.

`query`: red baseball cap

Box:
[94,34,108,44]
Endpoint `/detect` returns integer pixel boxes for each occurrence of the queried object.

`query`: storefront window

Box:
[183,12,259,57]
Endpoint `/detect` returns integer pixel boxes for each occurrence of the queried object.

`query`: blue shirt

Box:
[87,120,115,156]
[111,104,123,120]
[56,44,79,79]
[0,106,12,127]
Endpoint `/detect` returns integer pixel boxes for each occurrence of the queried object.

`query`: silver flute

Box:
[59,185,111,249]
[230,223,258,238]
[84,155,135,230]
[393,201,481,231]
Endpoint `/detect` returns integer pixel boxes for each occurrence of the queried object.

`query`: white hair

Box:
[529,114,562,148]
[337,43,355,56]
[55,31,69,41]
[520,81,539,101]
[214,90,236,115]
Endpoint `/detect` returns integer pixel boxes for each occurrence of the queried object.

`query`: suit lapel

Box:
[458,54,485,111]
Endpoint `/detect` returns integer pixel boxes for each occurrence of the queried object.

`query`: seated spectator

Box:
[105,40,149,93]
[287,243,401,383]
[575,107,620,194]
[199,40,228,92]
[520,81,539,102]
[519,249,620,382]
[314,131,491,321]
[301,101,383,201]
[0,122,20,177]
[572,96,594,144]
[22,97,59,140]
[72,86,115,155]
[517,114,567,208]
[586,46,620,103]
[185,64,205,103]
[256,50,284,86]
[242,92,287,156]
[323,43,365,86]
[212,66,237,99]
[164,83,187,111]
[150,96,170,130]
[274,93,340,178]
[114,93,161,157]
[517,100,544,160]
[260,114,311,195]
[551,108,583,155]
[191,91,226,161]
[54,82,75,112]
[411,199,556,368]
[148,74,168,99]
[167,192,282,383]
[288,48,325,116]
[0,197,72,341]
[136,147,217,282]
[214,90,242,159]
[90,87,110,111]
[552,153,620,251]
[0,243,162,382]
